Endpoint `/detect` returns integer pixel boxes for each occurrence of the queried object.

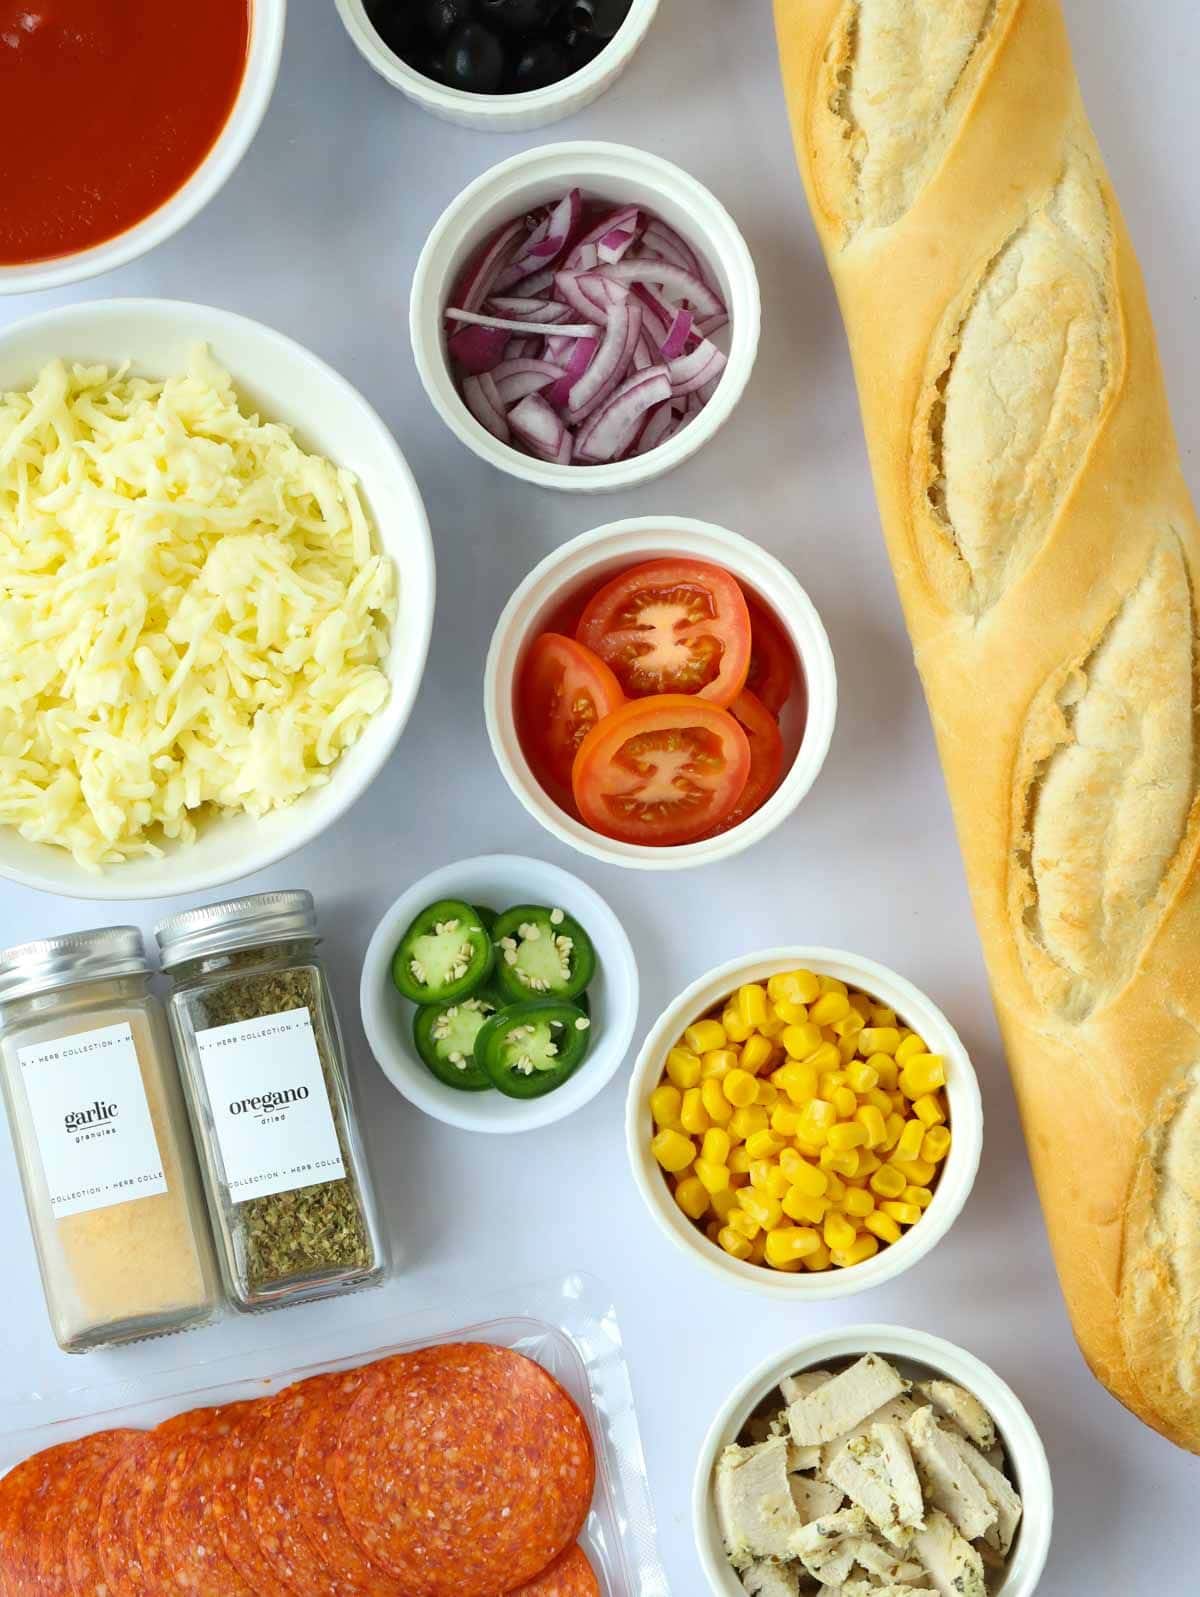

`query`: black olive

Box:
[423,0,477,40]
[366,0,416,55]
[557,22,603,68]
[444,22,506,92]
[480,0,562,32]
[563,0,630,40]
[511,37,570,89]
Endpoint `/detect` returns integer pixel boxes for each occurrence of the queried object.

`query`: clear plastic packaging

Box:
[0,1273,668,1595]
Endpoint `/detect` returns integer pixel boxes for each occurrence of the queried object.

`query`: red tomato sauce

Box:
[0,2,251,266]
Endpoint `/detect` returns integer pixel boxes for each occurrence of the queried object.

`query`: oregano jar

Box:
[155,892,388,1312]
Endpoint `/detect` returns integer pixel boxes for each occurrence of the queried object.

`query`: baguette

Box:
[773,0,1200,1453]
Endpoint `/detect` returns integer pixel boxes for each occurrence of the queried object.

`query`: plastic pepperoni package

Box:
[0,1274,668,1597]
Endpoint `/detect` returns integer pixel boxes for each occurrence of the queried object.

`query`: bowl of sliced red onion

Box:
[410,142,760,491]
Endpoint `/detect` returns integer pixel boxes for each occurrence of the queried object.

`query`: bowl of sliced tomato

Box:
[485,516,837,867]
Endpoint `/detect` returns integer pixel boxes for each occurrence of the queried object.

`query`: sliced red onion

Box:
[547,336,598,409]
[659,308,694,361]
[455,218,526,315]
[634,400,679,456]
[696,311,730,339]
[667,337,727,397]
[598,259,724,318]
[494,189,582,292]
[509,393,568,462]
[492,358,562,405]
[642,218,703,278]
[568,300,642,422]
[597,225,637,265]
[543,333,575,367]
[565,205,639,269]
[462,373,510,444]
[552,271,609,326]
[447,308,596,338]
[574,366,672,464]
[447,323,511,375]
[488,296,575,325]
[506,335,539,360]
[632,334,654,371]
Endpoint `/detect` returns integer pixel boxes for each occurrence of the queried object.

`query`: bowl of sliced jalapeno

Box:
[360,853,638,1132]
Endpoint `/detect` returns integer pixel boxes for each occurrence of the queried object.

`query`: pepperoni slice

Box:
[34,1430,138,1597]
[293,1366,403,1596]
[333,1344,595,1597]
[96,1434,162,1597]
[145,1403,257,1596]
[0,1435,132,1595]
[208,1402,293,1596]
[248,1375,358,1596]
[512,1545,601,1596]
[129,1407,239,1595]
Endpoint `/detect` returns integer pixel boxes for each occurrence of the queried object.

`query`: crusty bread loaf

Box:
[773,0,1200,1452]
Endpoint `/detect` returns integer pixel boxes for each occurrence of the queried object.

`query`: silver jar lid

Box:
[0,927,151,1003]
[154,891,318,970]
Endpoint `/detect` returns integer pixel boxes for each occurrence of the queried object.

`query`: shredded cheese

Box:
[0,347,396,869]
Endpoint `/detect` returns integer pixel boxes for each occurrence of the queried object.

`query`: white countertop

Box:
[0,0,1197,1590]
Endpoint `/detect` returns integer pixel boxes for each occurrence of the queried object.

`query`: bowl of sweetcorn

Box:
[625,948,983,1299]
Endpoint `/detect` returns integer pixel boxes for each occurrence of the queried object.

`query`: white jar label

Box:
[196,1007,346,1202]
[18,1022,168,1219]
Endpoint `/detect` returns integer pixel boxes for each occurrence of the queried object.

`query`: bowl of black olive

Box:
[336,0,659,128]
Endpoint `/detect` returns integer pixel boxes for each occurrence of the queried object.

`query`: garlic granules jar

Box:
[0,928,218,1352]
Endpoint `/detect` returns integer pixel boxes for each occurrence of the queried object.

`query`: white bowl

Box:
[411,143,760,492]
[360,853,638,1134]
[626,947,983,1298]
[334,0,660,132]
[485,517,837,869]
[0,2,286,295]
[694,1324,1053,1597]
[0,298,435,901]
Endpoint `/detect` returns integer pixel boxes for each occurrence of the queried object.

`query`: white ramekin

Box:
[334,0,659,131]
[694,1324,1053,1597]
[626,947,983,1298]
[360,853,638,1134]
[411,143,760,492]
[0,298,434,901]
[0,1,286,296]
[485,517,836,869]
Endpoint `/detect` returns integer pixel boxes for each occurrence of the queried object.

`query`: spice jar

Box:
[0,928,219,1353]
[156,892,388,1312]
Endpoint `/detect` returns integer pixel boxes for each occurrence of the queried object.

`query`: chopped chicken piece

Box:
[917,1381,997,1452]
[939,1429,1022,1555]
[823,1434,915,1548]
[791,1507,869,1584]
[741,1560,802,1597]
[843,1584,931,1597]
[904,1408,997,1542]
[819,1395,919,1476]
[747,1405,822,1471]
[871,1422,925,1529]
[984,1444,1005,1471]
[716,1436,806,1567]
[790,1439,823,1473]
[788,1356,909,1448]
[790,1475,846,1523]
[911,1509,987,1597]
[843,1538,928,1584]
[781,1370,834,1404]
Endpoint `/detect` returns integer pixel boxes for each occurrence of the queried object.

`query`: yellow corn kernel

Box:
[740,1034,774,1075]
[904,1185,934,1210]
[870,1164,907,1199]
[781,1151,827,1196]
[864,1210,902,1245]
[828,1121,867,1153]
[770,1104,805,1136]
[711,1186,739,1220]
[914,1093,947,1128]
[866,1087,894,1116]
[899,1054,948,1099]
[701,1048,739,1081]
[807,1041,843,1075]
[803,1098,836,1129]
[666,1046,703,1090]
[856,1150,882,1176]
[772,998,810,1026]
[843,1186,875,1218]
[718,1225,753,1261]
[881,1200,923,1226]
[895,1032,929,1061]
[755,1079,779,1109]
[848,990,874,1019]
[674,1177,709,1220]
[730,1105,769,1142]
[650,1084,683,1129]
[819,1146,859,1176]
[922,1126,952,1163]
[832,1086,858,1120]
[832,1009,865,1039]
[870,1005,898,1027]
[846,1061,880,1094]
[738,1188,783,1229]
[723,1069,758,1110]
[854,1104,888,1149]
[701,1077,733,1125]
[766,1166,791,1200]
[777,1063,820,1107]
[734,983,769,1028]
[819,1070,848,1096]
[746,1129,784,1160]
[769,969,822,1005]
[722,1007,754,1045]
[809,990,850,1026]
[705,1219,723,1245]
[680,1088,711,1136]
[758,1014,787,1040]
[824,1172,847,1202]
[832,1235,880,1268]
[727,1207,761,1240]
[823,1211,857,1252]
[652,1129,695,1173]
[702,1127,731,1164]
[794,1138,826,1160]
[871,1055,900,1090]
[782,1187,829,1224]
[685,1018,727,1054]
[765,1226,821,1267]
[802,1240,833,1272]
[781,1021,823,1061]
[858,1027,901,1056]
[694,1158,731,1196]
[892,1157,937,1185]
[892,1119,926,1165]
[728,1145,752,1175]
[837,1036,859,1065]
[818,975,848,996]
[882,1113,906,1151]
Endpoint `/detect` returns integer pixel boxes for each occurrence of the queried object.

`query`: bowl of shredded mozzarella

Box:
[0,299,434,900]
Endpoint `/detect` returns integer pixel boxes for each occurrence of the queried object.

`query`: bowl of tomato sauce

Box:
[0,0,286,295]
[485,516,837,869]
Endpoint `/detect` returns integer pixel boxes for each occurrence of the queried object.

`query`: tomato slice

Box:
[518,634,625,803]
[705,690,785,837]
[572,694,751,846]
[744,594,795,716]
[576,558,752,707]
